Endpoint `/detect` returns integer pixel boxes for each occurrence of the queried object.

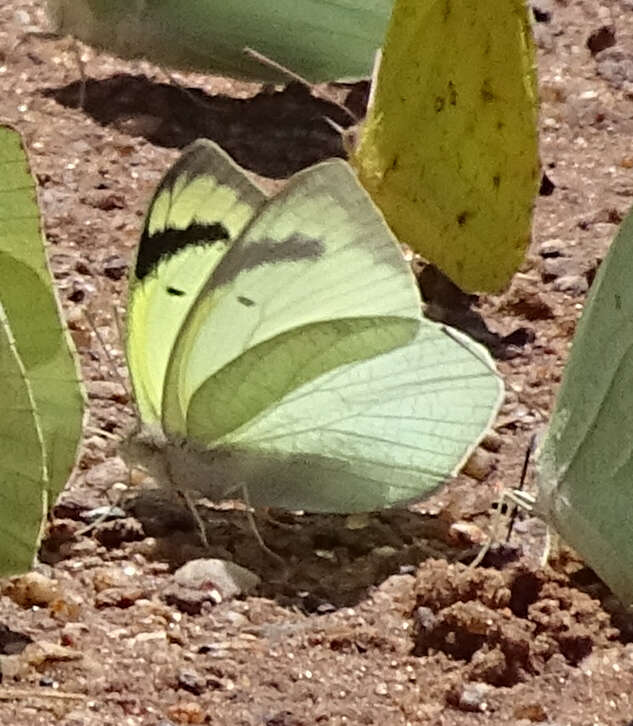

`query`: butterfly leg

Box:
[178,489,211,551]
[241,486,286,567]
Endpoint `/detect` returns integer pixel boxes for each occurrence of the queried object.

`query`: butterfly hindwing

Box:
[175,323,502,511]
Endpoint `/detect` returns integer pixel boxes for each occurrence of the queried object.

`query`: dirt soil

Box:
[1,0,633,724]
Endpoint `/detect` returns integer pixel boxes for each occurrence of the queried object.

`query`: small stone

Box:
[462,449,495,481]
[95,587,145,609]
[223,610,250,628]
[60,623,89,648]
[537,240,564,258]
[540,256,570,281]
[481,431,502,452]
[103,254,128,280]
[162,586,220,615]
[4,572,60,608]
[372,546,398,558]
[514,702,548,722]
[1,654,26,679]
[166,700,206,725]
[414,606,437,632]
[450,682,491,712]
[80,505,127,524]
[93,517,145,548]
[85,457,128,489]
[92,567,132,592]
[449,521,486,546]
[173,559,260,600]
[374,682,389,696]
[49,592,83,621]
[86,380,129,403]
[344,512,371,530]
[177,669,206,695]
[22,642,82,666]
[552,274,589,296]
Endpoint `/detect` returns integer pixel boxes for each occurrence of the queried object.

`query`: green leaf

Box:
[0,125,84,574]
[47,0,394,82]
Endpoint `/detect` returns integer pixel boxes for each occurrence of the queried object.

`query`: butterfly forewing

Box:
[127,140,266,424]
[163,157,422,436]
[537,207,633,604]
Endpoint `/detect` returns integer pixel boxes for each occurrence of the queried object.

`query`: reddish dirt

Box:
[1,0,633,724]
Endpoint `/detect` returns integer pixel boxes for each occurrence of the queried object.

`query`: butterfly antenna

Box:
[243,47,359,124]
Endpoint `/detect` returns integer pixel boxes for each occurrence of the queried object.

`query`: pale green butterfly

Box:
[124,139,503,513]
[531,206,633,606]
[45,0,394,84]
[0,125,84,575]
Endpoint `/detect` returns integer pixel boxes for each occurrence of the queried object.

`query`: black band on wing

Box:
[135,222,230,279]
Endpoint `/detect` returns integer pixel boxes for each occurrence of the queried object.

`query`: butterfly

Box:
[124,139,503,513]
[531,205,633,605]
[350,0,539,293]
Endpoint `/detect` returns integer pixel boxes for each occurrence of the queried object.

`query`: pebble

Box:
[481,431,503,452]
[514,702,549,721]
[163,586,221,615]
[85,457,128,489]
[177,669,207,695]
[462,448,495,481]
[103,254,128,280]
[4,572,60,608]
[540,256,570,281]
[452,682,491,712]
[166,700,206,725]
[80,505,127,524]
[95,587,145,609]
[93,517,145,548]
[374,682,389,696]
[552,274,589,295]
[22,641,82,666]
[86,380,129,403]
[173,559,260,600]
[537,240,564,258]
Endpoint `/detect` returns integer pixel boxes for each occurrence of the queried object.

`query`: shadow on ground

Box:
[43,74,357,178]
